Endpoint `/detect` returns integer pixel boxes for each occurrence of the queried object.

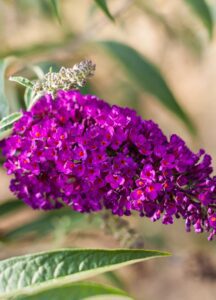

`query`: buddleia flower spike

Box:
[1,59,216,241]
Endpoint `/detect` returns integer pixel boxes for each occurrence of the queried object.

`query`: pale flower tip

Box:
[32,60,96,96]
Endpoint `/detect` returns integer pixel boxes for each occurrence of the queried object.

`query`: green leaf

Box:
[0,200,24,218]
[24,87,35,109]
[100,41,195,133]
[9,76,34,89]
[0,112,22,129]
[3,208,84,242]
[8,282,131,300]
[0,128,13,141]
[184,0,213,39]
[0,112,22,140]
[0,248,169,298]
[0,58,11,119]
[104,271,125,290]
[94,0,114,21]
[49,0,62,24]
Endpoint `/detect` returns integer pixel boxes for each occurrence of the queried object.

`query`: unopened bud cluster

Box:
[33,60,96,96]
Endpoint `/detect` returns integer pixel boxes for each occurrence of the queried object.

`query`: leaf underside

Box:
[8,282,131,300]
[0,248,169,298]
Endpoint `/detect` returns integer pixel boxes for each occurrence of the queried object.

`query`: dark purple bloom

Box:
[105,174,125,189]
[1,89,216,240]
[140,164,156,183]
[208,214,216,229]
[131,188,145,201]
[145,183,162,201]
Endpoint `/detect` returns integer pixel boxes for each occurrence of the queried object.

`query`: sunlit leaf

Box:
[0,112,22,140]
[27,94,44,111]
[0,112,22,129]
[0,58,11,119]
[24,87,35,109]
[184,0,213,39]
[8,282,131,300]
[94,0,114,21]
[9,76,34,89]
[0,248,169,298]
[100,41,195,133]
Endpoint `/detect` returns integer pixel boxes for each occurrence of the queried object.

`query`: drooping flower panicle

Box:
[1,90,216,240]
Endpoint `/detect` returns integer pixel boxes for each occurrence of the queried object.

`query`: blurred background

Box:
[1,0,216,299]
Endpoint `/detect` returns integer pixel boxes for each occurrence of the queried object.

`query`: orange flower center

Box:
[79,151,84,157]
[149,185,155,192]
[137,190,143,196]
[35,132,41,138]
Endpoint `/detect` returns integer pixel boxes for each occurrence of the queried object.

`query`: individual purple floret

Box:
[1,90,216,240]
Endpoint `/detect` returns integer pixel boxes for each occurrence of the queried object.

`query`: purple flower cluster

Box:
[1,90,216,239]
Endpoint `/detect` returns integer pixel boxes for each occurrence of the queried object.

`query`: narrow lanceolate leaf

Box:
[100,41,195,133]
[0,58,11,119]
[0,200,24,218]
[184,0,213,39]
[7,282,131,300]
[0,128,14,141]
[9,76,34,89]
[0,112,22,130]
[94,0,114,21]
[0,248,169,298]
[3,208,85,241]
[24,87,35,109]
[0,112,22,140]
[49,0,62,24]
[27,94,44,110]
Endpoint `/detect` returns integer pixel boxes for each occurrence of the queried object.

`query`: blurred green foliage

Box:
[184,0,213,39]
[94,0,115,21]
